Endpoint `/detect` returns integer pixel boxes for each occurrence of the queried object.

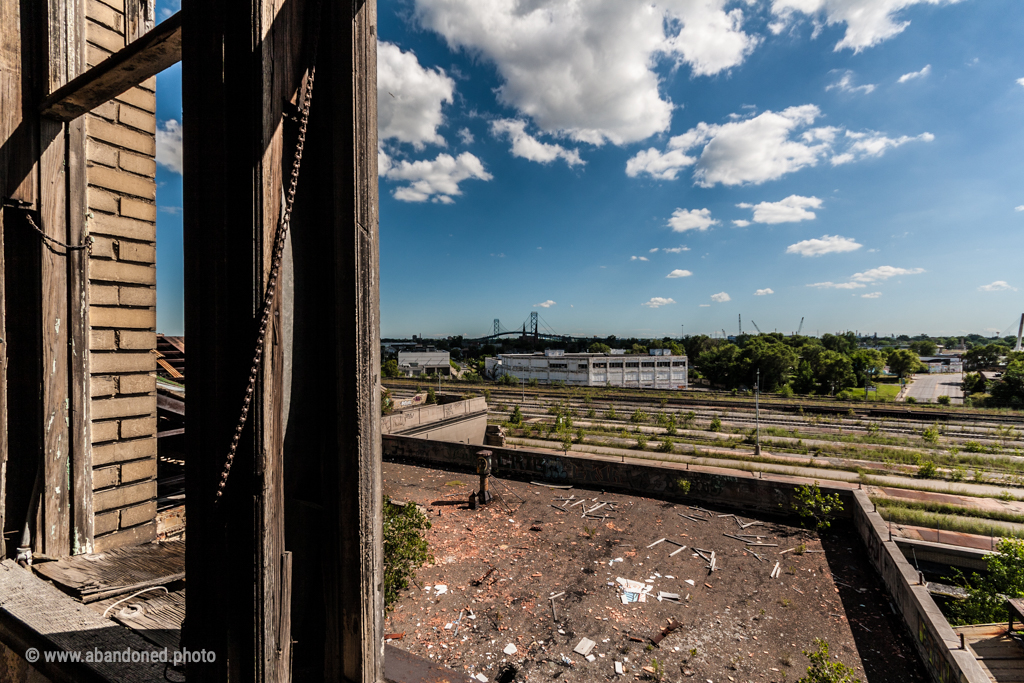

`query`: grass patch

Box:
[876,505,1024,539]
[869,496,1024,525]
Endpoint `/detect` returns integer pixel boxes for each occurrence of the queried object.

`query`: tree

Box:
[821,332,857,356]
[510,405,523,425]
[962,372,987,395]
[990,359,1024,406]
[964,344,1005,371]
[887,349,924,379]
[382,358,401,378]
[695,343,741,388]
[850,349,885,387]
[948,538,1024,626]
[629,343,648,355]
[426,387,438,404]
[908,340,938,356]
[792,482,844,530]
[588,342,611,354]
[813,350,856,395]
[739,336,799,392]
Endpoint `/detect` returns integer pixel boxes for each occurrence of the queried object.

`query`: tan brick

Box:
[92,436,156,465]
[90,259,156,285]
[118,105,155,135]
[86,138,118,168]
[91,307,155,330]
[118,286,155,307]
[93,464,120,489]
[92,395,156,420]
[88,165,155,200]
[120,416,156,439]
[90,420,119,444]
[90,283,119,305]
[86,43,111,68]
[120,499,156,527]
[94,0,124,13]
[117,241,155,264]
[89,102,119,122]
[90,351,155,373]
[139,76,156,92]
[88,212,156,241]
[90,236,116,258]
[90,375,117,397]
[120,458,156,483]
[90,329,116,350]
[119,373,155,395]
[115,87,155,114]
[87,188,119,214]
[119,152,155,178]
[87,20,125,53]
[94,521,155,550]
[120,197,157,221]
[94,479,155,512]
[86,0,123,32]
[87,117,156,156]
[118,330,156,349]
[94,510,119,535]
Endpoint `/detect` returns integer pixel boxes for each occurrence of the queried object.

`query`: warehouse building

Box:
[486,349,688,389]
[398,348,452,377]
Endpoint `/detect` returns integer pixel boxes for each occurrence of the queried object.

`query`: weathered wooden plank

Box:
[40,11,180,122]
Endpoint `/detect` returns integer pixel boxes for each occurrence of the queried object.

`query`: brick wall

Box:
[84,0,159,552]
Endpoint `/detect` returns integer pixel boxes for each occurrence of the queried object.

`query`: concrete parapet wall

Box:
[384,436,989,683]
[382,398,488,445]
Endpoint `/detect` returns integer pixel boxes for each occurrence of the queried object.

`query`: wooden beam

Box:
[39,11,180,122]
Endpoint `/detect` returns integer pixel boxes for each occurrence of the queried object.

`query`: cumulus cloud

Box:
[738,195,822,224]
[826,70,876,94]
[807,281,867,289]
[628,105,934,185]
[383,152,492,203]
[978,281,1017,292]
[156,119,183,175]
[668,208,718,232]
[1015,205,1024,212]
[831,131,934,165]
[667,269,693,278]
[786,234,862,257]
[662,245,691,253]
[415,0,759,146]
[861,292,882,298]
[377,41,455,149]
[898,64,931,83]
[631,256,650,262]
[458,128,475,145]
[490,119,584,166]
[732,219,751,227]
[754,288,774,296]
[710,291,731,302]
[770,0,962,53]
[851,265,925,282]
[1018,78,1024,89]
[642,297,677,308]
[533,300,557,307]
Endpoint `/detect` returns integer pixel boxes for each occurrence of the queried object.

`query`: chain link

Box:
[215,25,320,502]
[24,212,93,254]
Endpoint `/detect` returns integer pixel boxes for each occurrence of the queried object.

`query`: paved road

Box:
[902,372,963,404]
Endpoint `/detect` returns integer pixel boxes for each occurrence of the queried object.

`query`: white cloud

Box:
[1015,205,1024,212]
[649,248,660,253]
[831,131,934,165]
[770,0,962,53]
[807,281,867,289]
[978,281,1018,292]
[1018,77,1024,89]
[710,291,731,302]
[786,234,862,257]
[851,265,925,282]
[732,219,751,227]
[458,128,475,145]
[533,299,557,307]
[826,70,876,94]
[898,64,931,83]
[156,119,183,175]
[377,41,455,149]
[642,297,677,308]
[662,245,691,253]
[667,269,693,278]
[384,152,492,203]
[861,292,882,298]
[699,303,711,307]
[415,0,760,146]
[631,256,650,262]
[754,288,774,296]
[490,119,584,166]
[738,195,822,224]
[668,208,719,232]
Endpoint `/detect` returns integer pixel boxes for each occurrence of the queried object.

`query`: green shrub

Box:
[709,415,722,432]
[917,460,938,478]
[383,499,432,612]
[778,384,794,398]
[630,408,649,424]
[947,539,1024,626]
[964,440,984,453]
[836,390,853,401]
[605,406,618,420]
[510,405,523,425]
[797,639,860,683]
[792,482,843,530]
[665,418,677,436]
[561,433,573,452]
[937,395,951,405]
[676,478,692,495]
[657,437,674,453]
[905,396,917,404]
[426,387,438,405]
[922,423,940,444]
[635,433,648,450]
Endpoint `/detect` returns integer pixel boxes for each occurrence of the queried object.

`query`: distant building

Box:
[486,348,688,389]
[398,348,451,377]
[918,356,963,373]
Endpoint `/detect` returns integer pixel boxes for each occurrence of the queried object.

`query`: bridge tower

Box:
[530,311,538,339]
[494,318,501,336]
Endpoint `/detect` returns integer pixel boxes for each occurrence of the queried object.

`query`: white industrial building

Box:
[486,349,688,389]
[398,348,451,377]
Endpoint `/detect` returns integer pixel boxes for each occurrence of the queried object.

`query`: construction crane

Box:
[738,314,742,336]
[750,320,763,334]
[796,317,804,336]
[722,328,728,339]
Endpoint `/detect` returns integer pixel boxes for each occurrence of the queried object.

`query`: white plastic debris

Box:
[685,579,696,586]
[434,584,448,595]
[586,654,596,662]
[574,638,596,656]
[615,661,624,675]
[475,675,488,682]
[444,623,452,630]
[503,643,518,655]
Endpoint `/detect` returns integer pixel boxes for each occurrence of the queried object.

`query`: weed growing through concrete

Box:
[383,498,432,613]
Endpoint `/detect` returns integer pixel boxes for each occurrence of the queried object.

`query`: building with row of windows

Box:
[485,349,688,389]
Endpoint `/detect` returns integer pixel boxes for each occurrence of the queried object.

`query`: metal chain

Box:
[215,27,320,502]
[25,213,93,254]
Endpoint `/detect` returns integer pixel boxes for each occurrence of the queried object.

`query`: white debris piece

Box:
[574,637,597,657]
[475,675,488,682]
[434,584,448,595]
[503,644,518,655]
[685,579,696,586]
[614,661,624,675]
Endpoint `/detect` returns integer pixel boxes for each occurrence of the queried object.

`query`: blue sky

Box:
[152,0,1024,340]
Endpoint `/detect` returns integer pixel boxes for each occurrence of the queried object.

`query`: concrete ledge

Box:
[894,536,992,572]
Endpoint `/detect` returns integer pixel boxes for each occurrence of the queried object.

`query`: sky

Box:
[151,0,1024,341]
